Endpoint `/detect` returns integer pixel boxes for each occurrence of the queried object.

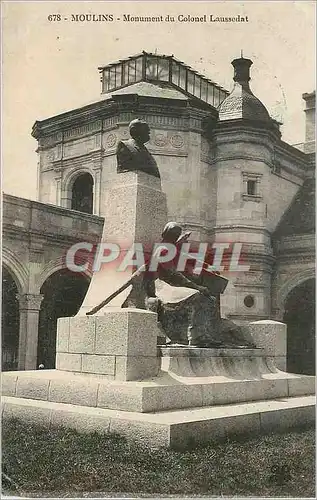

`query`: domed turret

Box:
[218,57,270,122]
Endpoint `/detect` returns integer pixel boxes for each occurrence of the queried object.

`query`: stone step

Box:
[2,395,315,450]
[2,368,315,413]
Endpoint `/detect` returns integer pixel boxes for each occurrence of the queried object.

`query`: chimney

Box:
[302,91,315,152]
[218,56,271,124]
[231,57,253,90]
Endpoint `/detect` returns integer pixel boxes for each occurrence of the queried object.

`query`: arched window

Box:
[71,173,94,214]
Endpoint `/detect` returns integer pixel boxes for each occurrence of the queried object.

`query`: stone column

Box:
[55,178,62,206]
[93,167,101,215]
[17,294,44,370]
[54,166,63,207]
[60,188,72,209]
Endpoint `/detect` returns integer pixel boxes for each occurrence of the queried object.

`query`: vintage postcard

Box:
[1,1,315,498]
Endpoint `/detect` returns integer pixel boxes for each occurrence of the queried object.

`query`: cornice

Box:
[215,118,281,140]
[210,154,274,169]
[274,254,315,266]
[214,129,276,150]
[32,100,118,139]
[276,139,312,167]
[233,283,270,289]
[52,148,105,170]
[32,96,214,141]
[214,121,309,169]
[214,224,272,236]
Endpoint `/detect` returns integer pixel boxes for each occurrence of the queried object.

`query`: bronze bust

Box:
[116,119,160,178]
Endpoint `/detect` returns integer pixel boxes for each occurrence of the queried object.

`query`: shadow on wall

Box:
[284,278,315,375]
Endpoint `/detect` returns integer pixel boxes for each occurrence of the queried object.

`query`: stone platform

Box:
[2,311,315,449]
[2,394,315,450]
[2,350,315,413]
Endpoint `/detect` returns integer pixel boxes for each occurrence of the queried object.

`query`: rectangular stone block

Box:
[126,311,160,356]
[95,310,159,357]
[222,413,261,439]
[95,314,128,355]
[1,374,17,396]
[16,377,50,401]
[249,321,286,357]
[169,420,226,450]
[68,316,96,354]
[49,379,98,407]
[56,317,70,352]
[3,401,51,426]
[115,355,160,381]
[109,419,170,448]
[81,354,115,376]
[50,408,111,434]
[202,379,288,406]
[97,384,144,412]
[56,352,82,372]
[244,379,288,401]
[260,405,315,432]
[202,382,236,406]
[287,376,315,397]
[142,385,203,412]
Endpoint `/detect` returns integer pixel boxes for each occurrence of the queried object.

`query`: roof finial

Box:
[241,49,243,58]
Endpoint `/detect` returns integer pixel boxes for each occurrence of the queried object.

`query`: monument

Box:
[77,119,167,315]
[2,120,315,449]
[116,119,160,178]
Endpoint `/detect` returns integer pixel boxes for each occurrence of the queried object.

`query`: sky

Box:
[2,1,316,200]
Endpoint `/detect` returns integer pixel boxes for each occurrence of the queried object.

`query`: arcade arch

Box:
[37,269,90,368]
[283,278,315,375]
[2,267,20,370]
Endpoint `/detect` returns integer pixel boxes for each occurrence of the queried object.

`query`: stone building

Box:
[2,52,315,374]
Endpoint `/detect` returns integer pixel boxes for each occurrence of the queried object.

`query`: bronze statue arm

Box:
[158,266,204,291]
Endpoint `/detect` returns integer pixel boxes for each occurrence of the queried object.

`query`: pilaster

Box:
[17,293,44,370]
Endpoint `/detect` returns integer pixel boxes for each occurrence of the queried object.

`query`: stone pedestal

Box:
[160,346,267,378]
[56,309,160,381]
[2,319,315,449]
[248,320,287,370]
[77,171,167,315]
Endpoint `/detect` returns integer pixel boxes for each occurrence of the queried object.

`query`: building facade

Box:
[2,52,315,374]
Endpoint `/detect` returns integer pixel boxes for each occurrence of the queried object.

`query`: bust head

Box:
[129,119,150,145]
[161,222,182,243]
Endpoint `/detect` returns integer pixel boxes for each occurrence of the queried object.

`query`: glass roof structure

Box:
[98,51,229,109]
